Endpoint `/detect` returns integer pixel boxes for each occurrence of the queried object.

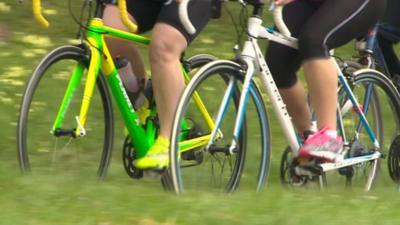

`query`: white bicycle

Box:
[169,0,400,193]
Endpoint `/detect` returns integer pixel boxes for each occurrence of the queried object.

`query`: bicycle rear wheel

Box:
[170,60,270,193]
[332,69,400,191]
[17,45,114,178]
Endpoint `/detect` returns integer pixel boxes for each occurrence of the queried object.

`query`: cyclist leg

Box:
[134,0,212,169]
[297,0,385,161]
[103,5,147,88]
[150,24,187,139]
[377,27,400,77]
[266,0,318,135]
[377,0,400,80]
[270,0,385,161]
[377,0,400,78]
[266,41,312,134]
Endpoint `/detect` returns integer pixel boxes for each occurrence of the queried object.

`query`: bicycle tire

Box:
[185,54,218,69]
[17,45,114,178]
[341,60,384,142]
[170,60,270,193]
[334,69,400,191]
[160,54,218,191]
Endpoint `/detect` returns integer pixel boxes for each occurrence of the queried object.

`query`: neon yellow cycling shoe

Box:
[134,136,170,169]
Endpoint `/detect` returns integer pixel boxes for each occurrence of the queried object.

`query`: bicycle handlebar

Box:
[118,0,138,33]
[31,0,138,33]
[271,4,291,37]
[179,0,292,38]
[178,0,196,35]
[32,0,49,28]
[32,0,290,38]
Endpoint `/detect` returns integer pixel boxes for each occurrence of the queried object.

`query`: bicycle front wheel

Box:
[17,45,114,178]
[170,60,270,193]
[334,69,400,191]
[160,54,218,190]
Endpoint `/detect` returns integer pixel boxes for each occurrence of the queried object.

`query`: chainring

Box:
[122,136,144,179]
[280,147,311,187]
[180,122,204,164]
[280,146,327,187]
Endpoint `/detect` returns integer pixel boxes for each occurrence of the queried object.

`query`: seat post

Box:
[250,0,264,18]
[94,0,107,19]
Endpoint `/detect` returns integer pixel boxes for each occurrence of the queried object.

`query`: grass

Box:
[1,1,400,225]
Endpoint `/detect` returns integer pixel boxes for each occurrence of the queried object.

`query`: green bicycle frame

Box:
[51,18,216,158]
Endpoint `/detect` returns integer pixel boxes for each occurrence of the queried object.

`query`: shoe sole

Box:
[299,148,339,163]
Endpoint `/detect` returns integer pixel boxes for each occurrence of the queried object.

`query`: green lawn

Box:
[1,1,400,225]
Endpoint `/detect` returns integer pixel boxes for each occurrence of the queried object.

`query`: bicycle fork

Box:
[206,40,300,156]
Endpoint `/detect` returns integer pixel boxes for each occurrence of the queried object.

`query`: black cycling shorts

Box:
[266,0,386,88]
[126,0,211,43]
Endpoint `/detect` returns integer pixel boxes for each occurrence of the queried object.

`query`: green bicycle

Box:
[17,0,222,186]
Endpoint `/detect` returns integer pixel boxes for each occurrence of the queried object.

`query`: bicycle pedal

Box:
[181,150,203,163]
[181,151,196,160]
[143,168,166,178]
[295,156,316,167]
[294,164,323,177]
[293,166,314,177]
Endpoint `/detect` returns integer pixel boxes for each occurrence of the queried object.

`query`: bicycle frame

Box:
[51,18,215,158]
[208,11,382,175]
[353,23,400,76]
[356,25,389,72]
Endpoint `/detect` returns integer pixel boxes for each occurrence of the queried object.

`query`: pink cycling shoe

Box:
[299,128,343,163]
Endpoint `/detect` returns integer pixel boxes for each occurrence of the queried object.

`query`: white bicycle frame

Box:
[236,13,381,175]
[179,0,382,190]
[205,5,381,181]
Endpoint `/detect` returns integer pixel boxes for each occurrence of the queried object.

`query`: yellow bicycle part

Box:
[118,0,138,33]
[32,0,49,28]
[31,0,138,33]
